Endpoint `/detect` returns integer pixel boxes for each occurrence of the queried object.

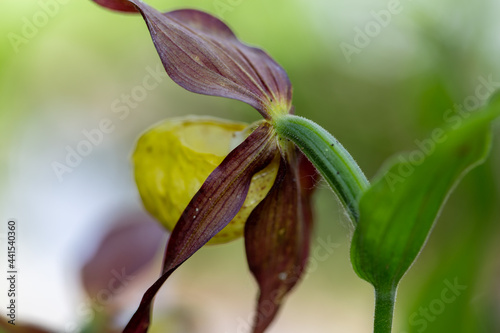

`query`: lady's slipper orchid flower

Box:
[133,116,281,245]
[91,1,369,332]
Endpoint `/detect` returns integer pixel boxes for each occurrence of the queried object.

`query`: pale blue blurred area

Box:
[0,0,499,332]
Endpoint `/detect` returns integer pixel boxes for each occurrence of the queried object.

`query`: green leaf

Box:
[350,93,500,332]
[404,163,499,333]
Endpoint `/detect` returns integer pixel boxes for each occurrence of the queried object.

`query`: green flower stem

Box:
[273,114,369,224]
[374,288,396,333]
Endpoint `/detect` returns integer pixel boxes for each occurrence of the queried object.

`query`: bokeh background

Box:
[1,0,500,332]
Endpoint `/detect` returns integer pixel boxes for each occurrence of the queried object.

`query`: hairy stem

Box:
[374,287,396,333]
[273,114,369,224]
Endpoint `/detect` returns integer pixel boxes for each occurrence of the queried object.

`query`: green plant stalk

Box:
[273,114,369,224]
[374,287,396,333]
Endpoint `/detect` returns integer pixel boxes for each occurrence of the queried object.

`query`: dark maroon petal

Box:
[92,0,292,118]
[123,123,278,333]
[245,153,313,333]
[92,0,138,12]
[164,9,292,112]
[297,150,319,257]
[297,149,320,198]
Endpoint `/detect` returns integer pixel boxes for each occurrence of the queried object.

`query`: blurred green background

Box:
[1,0,499,332]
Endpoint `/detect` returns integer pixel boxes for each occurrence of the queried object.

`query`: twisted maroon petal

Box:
[123,123,278,333]
[244,151,315,333]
